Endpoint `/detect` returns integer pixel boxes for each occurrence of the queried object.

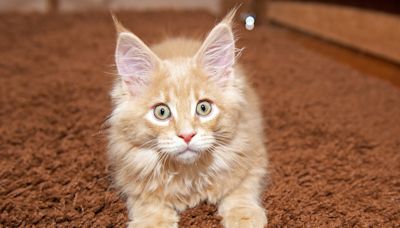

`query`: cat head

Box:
[111,11,245,165]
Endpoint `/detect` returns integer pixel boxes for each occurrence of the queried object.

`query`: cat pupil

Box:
[201,105,206,112]
[160,108,165,116]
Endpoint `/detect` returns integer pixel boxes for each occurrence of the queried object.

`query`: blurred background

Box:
[1,0,400,86]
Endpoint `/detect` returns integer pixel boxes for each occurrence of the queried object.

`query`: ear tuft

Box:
[111,13,129,33]
[222,6,240,26]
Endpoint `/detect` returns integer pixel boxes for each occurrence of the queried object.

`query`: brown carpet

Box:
[0,11,399,227]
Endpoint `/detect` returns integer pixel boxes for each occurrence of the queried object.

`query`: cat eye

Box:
[153,104,171,120]
[196,100,212,116]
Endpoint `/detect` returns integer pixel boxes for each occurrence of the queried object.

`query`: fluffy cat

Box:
[107,10,268,228]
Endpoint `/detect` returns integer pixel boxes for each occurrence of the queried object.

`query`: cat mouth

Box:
[177,148,197,155]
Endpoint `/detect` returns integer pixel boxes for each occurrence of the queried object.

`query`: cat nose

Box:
[178,132,196,144]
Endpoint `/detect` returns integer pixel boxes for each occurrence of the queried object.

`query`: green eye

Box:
[154,104,171,120]
[196,100,212,116]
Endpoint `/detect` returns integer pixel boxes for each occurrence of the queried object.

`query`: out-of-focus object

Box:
[0,0,221,14]
[58,0,219,14]
[269,1,400,64]
[253,0,267,24]
[245,15,255,30]
[48,0,58,12]
[221,0,269,30]
[0,0,47,13]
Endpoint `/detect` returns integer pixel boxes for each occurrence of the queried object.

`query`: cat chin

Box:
[174,149,200,164]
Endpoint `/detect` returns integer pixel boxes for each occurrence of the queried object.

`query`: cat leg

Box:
[126,196,179,228]
[218,170,267,228]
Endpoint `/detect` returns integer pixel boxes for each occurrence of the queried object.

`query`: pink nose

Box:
[178,132,196,143]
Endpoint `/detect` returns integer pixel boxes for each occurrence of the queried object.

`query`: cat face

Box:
[113,20,242,164]
[139,64,223,164]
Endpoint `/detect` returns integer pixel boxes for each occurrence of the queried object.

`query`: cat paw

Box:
[222,206,267,228]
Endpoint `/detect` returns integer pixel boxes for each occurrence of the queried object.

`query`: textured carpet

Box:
[0,11,399,227]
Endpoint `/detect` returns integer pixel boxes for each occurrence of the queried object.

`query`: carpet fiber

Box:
[1,11,399,227]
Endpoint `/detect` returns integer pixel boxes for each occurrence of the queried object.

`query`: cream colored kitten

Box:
[107,10,268,228]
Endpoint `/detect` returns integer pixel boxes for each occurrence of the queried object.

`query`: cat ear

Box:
[115,31,160,95]
[195,21,236,86]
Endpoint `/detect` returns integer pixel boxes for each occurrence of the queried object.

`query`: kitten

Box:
[107,10,268,228]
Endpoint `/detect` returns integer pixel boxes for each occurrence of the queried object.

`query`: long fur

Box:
[107,10,268,228]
